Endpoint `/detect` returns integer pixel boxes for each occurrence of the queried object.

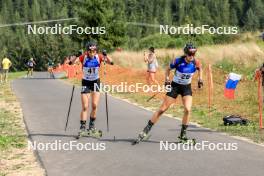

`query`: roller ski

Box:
[131,131,151,145]
[76,128,102,139]
[132,120,153,145]
[176,124,196,145]
[75,120,102,139]
[176,135,196,145]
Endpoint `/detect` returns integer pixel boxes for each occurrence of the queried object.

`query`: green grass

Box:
[256,40,264,51]
[0,71,27,151]
[0,110,26,150]
[7,71,27,80]
[214,58,257,80]
[191,106,264,143]
[112,92,264,143]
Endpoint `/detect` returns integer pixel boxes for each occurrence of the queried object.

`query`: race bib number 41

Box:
[83,67,99,80]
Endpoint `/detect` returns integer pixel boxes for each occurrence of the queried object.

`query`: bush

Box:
[214,58,256,80]
[138,34,172,49]
[126,33,241,50]
[212,34,240,44]
[168,38,185,48]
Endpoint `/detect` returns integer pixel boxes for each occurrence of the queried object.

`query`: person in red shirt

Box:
[70,41,113,135]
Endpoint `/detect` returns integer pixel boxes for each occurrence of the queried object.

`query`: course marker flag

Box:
[224,73,242,99]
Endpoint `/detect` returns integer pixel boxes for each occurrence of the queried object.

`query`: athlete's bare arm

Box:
[198,65,203,80]
[143,51,148,63]
[165,65,172,82]
[103,55,113,65]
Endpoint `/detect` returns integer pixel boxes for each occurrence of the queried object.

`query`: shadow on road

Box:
[28,133,196,145]
[20,78,57,80]
[29,133,76,138]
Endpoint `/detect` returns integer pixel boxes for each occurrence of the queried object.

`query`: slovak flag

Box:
[224,73,242,99]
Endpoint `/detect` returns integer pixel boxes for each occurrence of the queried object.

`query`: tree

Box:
[230,8,238,25]
[76,0,125,50]
[243,8,259,31]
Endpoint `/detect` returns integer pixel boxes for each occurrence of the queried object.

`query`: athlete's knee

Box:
[82,104,89,112]
[184,108,191,115]
[91,103,98,111]
[157,107,167,116]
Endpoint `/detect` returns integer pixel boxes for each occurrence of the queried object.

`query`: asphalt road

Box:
[12,72,264,176]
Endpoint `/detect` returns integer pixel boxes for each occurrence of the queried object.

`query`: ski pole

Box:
[147,92,160,102]
[65,85,75,131]
[105,91,109,132]
[103,49,110,132]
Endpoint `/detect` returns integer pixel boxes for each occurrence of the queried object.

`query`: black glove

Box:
[110,61,114,65]
[198,79,203,88]
[102,49,107,56]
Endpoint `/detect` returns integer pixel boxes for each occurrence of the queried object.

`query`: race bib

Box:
[83,67,99,80]
[28,62,33,67]
[173,71,193,85]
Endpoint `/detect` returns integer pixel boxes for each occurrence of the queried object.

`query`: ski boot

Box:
[177,134,196,145]
[76,124,87,139]
[132,120,153,145]
[132,131,151,145]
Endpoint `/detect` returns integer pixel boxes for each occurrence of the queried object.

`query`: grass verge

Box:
[0,71,45,176]
[0,72,26,150]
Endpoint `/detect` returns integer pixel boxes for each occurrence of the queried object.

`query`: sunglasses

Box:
[187,49,197,56]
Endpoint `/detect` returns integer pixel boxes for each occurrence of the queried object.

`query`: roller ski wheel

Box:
[131,132,151,145]
[75,127,86,139]
[76,129,102,139]
[177,136,196,145]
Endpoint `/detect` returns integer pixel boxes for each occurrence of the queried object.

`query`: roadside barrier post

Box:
[207,64,213,117]
[257,73,263,129]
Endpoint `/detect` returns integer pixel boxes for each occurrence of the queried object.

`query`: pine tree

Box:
[243,8,259,31]
[76,0,125,50]
[230,8,238,25]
